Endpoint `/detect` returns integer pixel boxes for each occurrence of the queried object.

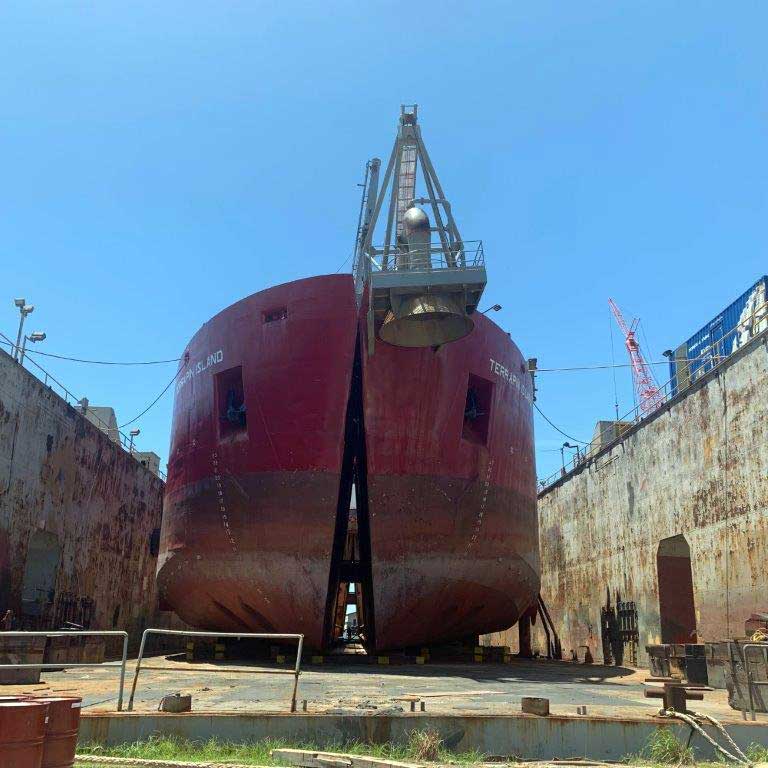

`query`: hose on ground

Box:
[658,707,752,765]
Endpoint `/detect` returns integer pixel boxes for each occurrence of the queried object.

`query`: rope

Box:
[0,334,179,365]
[658,707,752,765]
[691,710,751,763]
[533,402,589,444]
[23,348,181,365]
[118,365,185,428]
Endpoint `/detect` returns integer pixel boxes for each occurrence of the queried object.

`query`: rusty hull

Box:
[157,472,341,648]
[158,276,358,648]
[159,274,540,650]
[363,313,539,649]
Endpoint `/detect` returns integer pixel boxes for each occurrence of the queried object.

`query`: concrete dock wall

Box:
[485,332,768,667]
[0,348,166,644]
[78,712,768,761]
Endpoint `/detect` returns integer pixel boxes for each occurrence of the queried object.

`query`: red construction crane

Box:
[608,298,663,415]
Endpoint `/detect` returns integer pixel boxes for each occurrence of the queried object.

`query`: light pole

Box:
[564,441,580,463]
[13,298,35,361]
[129,428,140,454]
[480,304,502,314]
[19,331,46,365]
[560,441,580,474]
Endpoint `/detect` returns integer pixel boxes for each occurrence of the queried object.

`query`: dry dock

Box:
[4,656,768,760]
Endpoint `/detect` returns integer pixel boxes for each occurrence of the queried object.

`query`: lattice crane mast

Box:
[352,105,487,353]
[608,298,663,415]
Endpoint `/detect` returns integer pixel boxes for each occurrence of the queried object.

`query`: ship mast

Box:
[353,105,487,353]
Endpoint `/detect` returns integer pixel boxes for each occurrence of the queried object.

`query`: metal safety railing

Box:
[358,239,485,279]
[0,630,129,710]
[736,642,768,721]
[127,629,304,713]
[538,297,768,490]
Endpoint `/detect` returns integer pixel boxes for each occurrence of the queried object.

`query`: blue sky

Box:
[2,1,766,481]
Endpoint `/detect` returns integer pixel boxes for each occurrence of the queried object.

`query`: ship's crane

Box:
[608,298,663,415]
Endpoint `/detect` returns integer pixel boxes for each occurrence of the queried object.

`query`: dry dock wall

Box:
[0,347,167,644]
[78,712,768,761]
[485,331,768,667]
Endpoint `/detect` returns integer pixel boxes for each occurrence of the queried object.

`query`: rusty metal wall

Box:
[0,347,167,646]
[484,332,768,667]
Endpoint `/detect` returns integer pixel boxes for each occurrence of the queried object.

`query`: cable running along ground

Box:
[533,402,588,444]
[119,365,185,428]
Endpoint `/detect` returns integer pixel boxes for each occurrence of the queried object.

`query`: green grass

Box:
[74,730,768,767]
[623,726,768,767]
[76,732,486,765]
[637,727,695,765]
[745,742,768,763]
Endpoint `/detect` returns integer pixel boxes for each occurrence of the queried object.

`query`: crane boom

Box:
[608,298,663,415]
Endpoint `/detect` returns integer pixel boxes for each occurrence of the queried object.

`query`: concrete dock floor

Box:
[2,655,761,724]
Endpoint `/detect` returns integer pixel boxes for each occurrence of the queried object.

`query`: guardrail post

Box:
[291,635,304,712]
[127,629,149,711]
[117,632,129,711]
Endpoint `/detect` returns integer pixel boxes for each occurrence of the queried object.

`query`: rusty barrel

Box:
[36,697,82,768]
[0,700,50,768]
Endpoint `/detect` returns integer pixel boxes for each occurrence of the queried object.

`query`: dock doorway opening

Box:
[21,531,61,628]
[323,338,375,652]
[657,534,697,644]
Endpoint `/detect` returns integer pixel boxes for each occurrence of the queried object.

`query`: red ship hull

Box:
[158,274,539,650]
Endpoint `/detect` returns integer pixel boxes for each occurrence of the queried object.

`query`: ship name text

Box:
[489,357,533,404]
[176,349,224,394]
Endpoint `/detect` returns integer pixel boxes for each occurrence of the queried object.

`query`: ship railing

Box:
[126,629,304,713]
[0,630,129,711]
[355,240,485,283]
[537,297,768,490]
[0,330,167,481]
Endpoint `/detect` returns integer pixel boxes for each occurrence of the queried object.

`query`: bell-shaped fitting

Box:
[401,206,431,270]
[379,292,473,347]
